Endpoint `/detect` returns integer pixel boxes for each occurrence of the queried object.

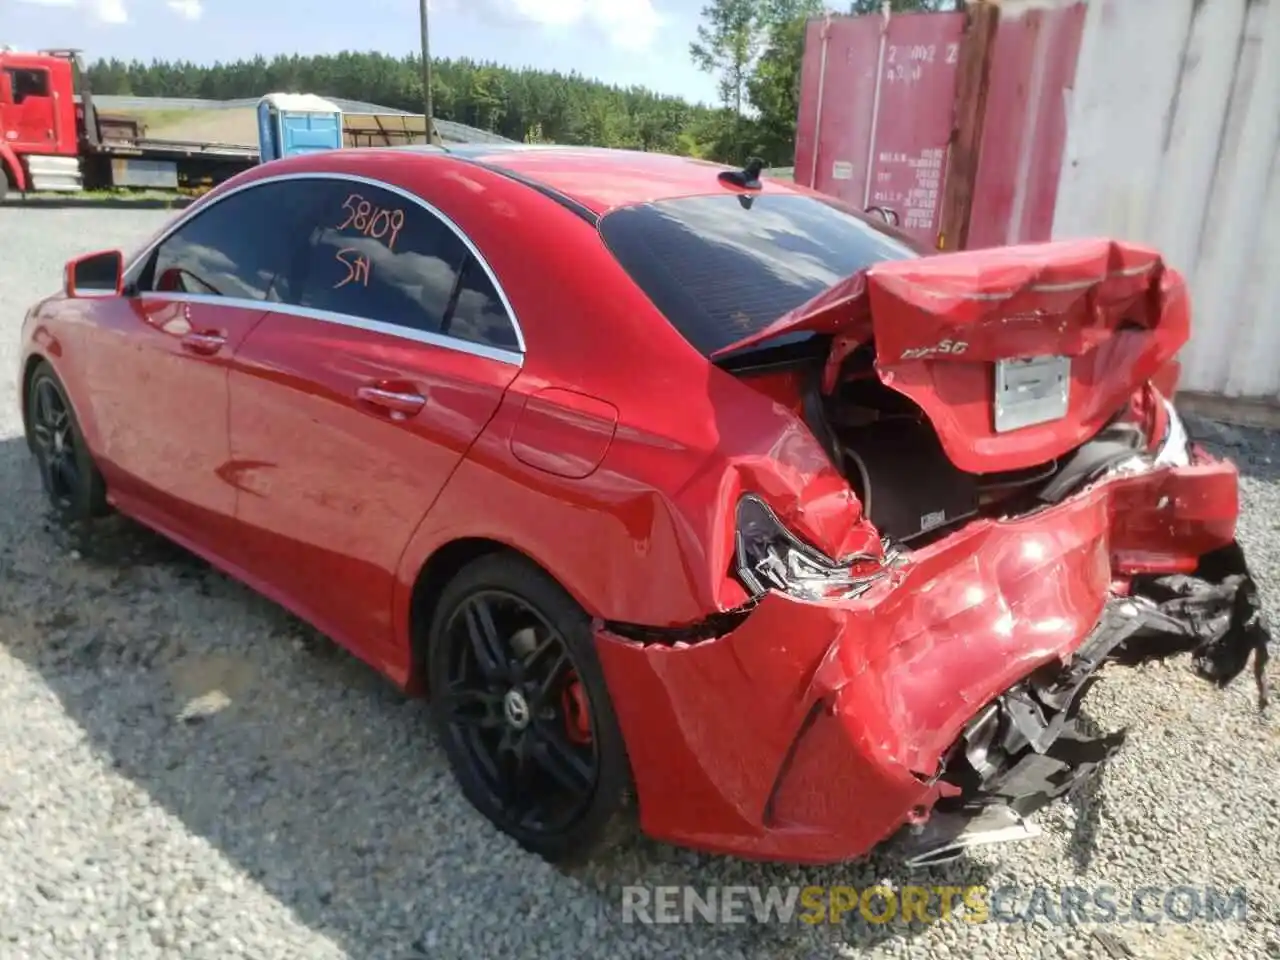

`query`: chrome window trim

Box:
[138,291,524,367]
[123,169,528,355]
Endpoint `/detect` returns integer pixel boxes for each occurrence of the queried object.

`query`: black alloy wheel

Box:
[427,553,633,863]
[25,363,108,522]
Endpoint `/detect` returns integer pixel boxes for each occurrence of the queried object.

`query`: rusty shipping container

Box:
[795,0,1280,412]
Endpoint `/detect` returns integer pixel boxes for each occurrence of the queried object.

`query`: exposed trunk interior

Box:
[728,341,1157,551]
[829,347,1156,547]
[710,238,1186,518]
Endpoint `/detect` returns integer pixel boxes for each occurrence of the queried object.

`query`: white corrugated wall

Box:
[1051,0,1280,401]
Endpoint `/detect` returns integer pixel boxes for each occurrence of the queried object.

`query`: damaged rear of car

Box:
[592,188,1272,865]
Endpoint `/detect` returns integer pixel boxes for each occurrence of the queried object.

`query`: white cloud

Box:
[14,0,127,22]
[486,0,663,51]
[16,0,200,23]
[93,0,128,21]
[167,0,202,19]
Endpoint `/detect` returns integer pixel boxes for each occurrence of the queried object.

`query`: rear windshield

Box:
[599,193,920,356]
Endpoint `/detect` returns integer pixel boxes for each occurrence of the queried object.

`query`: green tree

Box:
[78,0,960,166]
[689,0,763,123]
[81,52,723,154]
[739,0,956,163]
[747,0,822,165]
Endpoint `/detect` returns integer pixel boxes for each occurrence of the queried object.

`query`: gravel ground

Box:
[1,207,1278,960]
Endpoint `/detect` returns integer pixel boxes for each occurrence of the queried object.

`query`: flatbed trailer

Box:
[1,47,259,198]
[77,133,260,191]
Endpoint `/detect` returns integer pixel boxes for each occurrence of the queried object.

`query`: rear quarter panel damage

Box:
[394,352,881,642]
[387,157,880,637]
[594,451,1248,862]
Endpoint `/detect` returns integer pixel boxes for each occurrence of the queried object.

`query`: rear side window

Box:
[295,181,468,335]
[599,193,919,356]
[141,179,321,301]
[444,257,520,350]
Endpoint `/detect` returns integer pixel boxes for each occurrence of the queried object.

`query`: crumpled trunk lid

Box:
[712,238,1189,474]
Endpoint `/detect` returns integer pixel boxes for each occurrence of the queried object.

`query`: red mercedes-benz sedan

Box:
[17,145,1271,866]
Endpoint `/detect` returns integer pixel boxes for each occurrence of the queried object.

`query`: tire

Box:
[24,362,109,522]
[427,552,634,863]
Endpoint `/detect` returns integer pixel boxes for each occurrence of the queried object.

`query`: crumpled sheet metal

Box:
[888,541,1272,868]
[934,545,1271,834]
[595,498,1114,858]
[594,458,1269,863]
[868,255,1191,475]
[865,237,1172,365]
[709,238,1191,475]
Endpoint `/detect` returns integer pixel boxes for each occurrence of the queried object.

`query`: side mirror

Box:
[65,249,124,298]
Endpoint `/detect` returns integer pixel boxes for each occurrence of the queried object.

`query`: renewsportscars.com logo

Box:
[620,884,1250,926]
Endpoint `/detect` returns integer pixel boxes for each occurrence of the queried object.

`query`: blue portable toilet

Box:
[257,93,344,163]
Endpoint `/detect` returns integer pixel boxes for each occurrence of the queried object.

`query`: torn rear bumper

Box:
[595,450,1272,865]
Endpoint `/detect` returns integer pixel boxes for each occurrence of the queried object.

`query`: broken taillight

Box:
[734,495,884,602]
[1122,381,1171,454]
[1092,387,1190,484]
[1130,382,1190,469]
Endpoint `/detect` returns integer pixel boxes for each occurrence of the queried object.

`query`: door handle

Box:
[356,385,426,418]
[181,331,226,355]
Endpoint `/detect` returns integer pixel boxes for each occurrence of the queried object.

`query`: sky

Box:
[6,0,721,104]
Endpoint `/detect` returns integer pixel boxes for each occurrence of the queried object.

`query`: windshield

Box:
[599,192,920,356]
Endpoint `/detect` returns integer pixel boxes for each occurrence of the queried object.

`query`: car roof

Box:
[389,144,808,216]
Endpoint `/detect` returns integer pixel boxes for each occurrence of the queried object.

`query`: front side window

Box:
[5,68,50,104]
[141,179,322,301]
[599,193,920,356]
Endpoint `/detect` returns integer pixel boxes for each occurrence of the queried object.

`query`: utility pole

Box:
[419,0,442,145]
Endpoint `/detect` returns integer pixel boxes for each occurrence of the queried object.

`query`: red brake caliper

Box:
[560,670,593,745]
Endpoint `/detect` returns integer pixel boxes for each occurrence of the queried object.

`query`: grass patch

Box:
[8,187,194,208]
[79,188,171,199]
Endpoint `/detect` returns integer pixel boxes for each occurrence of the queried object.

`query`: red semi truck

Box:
[0,47,259,200]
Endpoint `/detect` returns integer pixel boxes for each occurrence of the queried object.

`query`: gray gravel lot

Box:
[1,206,1278,960]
